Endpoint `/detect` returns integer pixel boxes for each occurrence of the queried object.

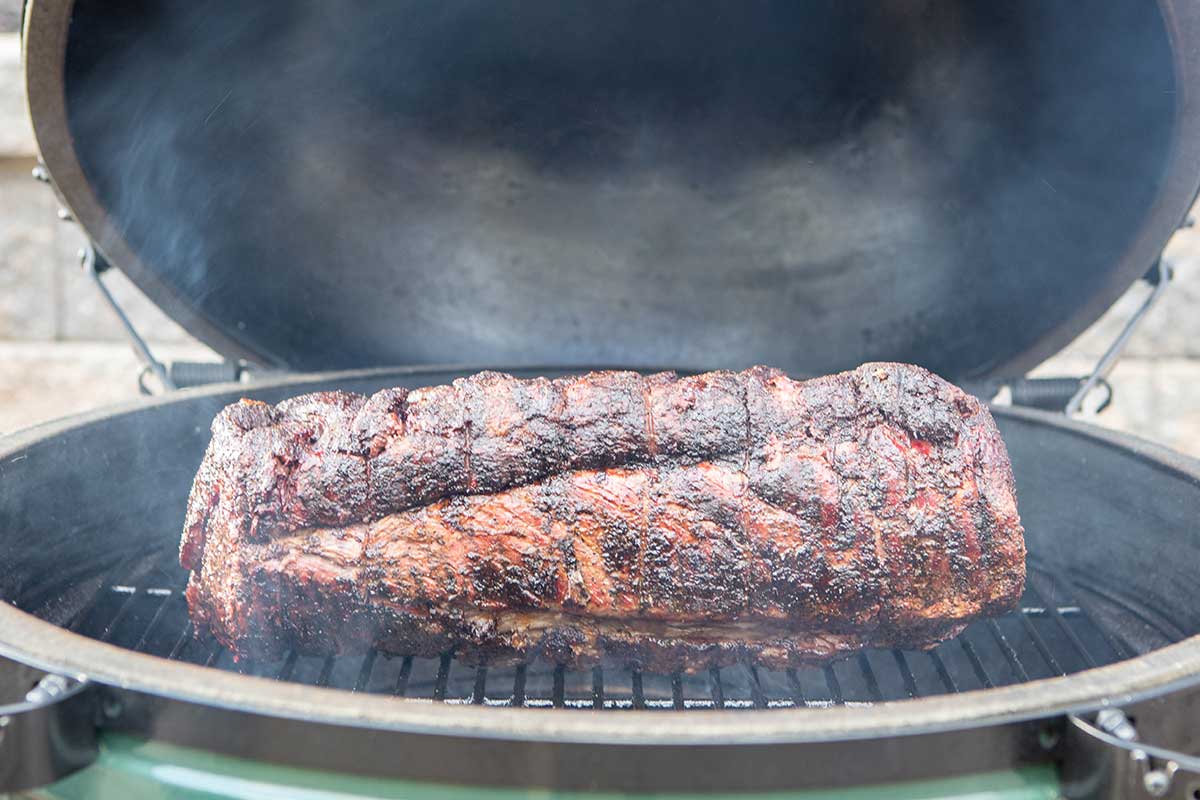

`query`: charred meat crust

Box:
[181,363,1025,671]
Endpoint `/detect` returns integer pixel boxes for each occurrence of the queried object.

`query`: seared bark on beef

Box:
[181,363,1025,671]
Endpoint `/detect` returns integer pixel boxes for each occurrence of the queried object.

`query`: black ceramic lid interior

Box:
[37,0,1200,377]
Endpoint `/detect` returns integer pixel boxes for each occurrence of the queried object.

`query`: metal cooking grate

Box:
[62,559,1156,709]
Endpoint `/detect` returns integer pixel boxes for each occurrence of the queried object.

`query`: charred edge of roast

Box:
[180,363,1025,670]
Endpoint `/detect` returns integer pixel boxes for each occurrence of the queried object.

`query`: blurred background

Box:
[2,5,1200,454]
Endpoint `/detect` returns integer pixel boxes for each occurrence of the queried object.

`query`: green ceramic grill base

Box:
[29,734,1062,800]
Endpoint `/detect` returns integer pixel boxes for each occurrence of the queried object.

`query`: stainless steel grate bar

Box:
[167,622,195,662]
[959,638,994,689]
[631,669,646,709]
[275,651,298,681]
[432,654,452,701]
[892,651,918,699]
[71,562,1175,710]
[393,657,414,697]
[316,656,336,687]
[1025,584,1098,669]
[929,650,958,693]
[592,667,604,710]
[856,654,883,701]
[551,664,566,708]
[986,620,1030,682]
[353,650,378,692]
[472,666,488,705]
[1017,612,1065,675]
[131,592,176,653]
[511,664,527,707]
[746,666,768,709]
[709,668,725,709]
[823,665,844,704]
[785,669,807,707]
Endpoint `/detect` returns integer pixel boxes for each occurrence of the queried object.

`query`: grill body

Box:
[2,367,1200,793]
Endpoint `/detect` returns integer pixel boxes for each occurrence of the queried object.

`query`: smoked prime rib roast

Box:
[180,363,1025,671]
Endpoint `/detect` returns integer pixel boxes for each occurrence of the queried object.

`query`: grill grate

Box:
[62,561,1162,709]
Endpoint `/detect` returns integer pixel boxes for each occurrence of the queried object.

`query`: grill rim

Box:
[2,369,1200,750]
[7,607,1200,744]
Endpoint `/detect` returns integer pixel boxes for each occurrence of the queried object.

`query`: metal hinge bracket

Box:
[1063,708,1200,800]
[0,658,96,792]
[36,167,258,392]
[998,259,1172,415]
[81,242,178,392]
[80,242,250,393]
[1065,259,1173,415]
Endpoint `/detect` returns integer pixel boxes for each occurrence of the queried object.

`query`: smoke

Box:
[61,0,1179,377]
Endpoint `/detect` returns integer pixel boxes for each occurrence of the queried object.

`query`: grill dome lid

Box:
[22,0,1200,377]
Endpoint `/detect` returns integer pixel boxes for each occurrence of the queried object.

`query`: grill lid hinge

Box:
[81,242,178,393]
[1063,707,1200,800]
[0,657,96,792]
[80,242,255,393]
[1064,259,1173,416]
[992,258,1172,416]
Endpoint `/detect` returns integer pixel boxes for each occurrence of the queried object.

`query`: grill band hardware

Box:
[0,657,96,792]
[36,173,248,393]
[1063,707,1200,800]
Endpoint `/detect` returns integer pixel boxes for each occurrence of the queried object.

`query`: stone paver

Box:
[0,158,57,339]
[57,240,198,344]
[1054,221,1200,360]
[0,34,33,155]
[0,340,215,436]
[0,157,198,344]
[0,1,19,35]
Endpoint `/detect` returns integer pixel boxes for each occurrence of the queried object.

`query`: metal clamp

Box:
[1063,708,1200,800]
[0,658,97,792]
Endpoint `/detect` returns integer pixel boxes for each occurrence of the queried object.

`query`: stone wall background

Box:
[2,22,1200,456]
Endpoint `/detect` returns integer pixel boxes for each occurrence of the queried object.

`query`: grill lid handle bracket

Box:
[0,657,97,792]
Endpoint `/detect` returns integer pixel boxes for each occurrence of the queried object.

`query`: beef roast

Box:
[180,363,1025,671]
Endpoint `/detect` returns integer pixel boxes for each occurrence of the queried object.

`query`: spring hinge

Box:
[80,242,248,393]
[998,259,1172,415]
[1065,259,1173,415]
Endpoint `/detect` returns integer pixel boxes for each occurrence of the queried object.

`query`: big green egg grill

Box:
[6,1,1200,797]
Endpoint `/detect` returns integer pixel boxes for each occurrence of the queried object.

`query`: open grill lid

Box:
[22,0,1200,378]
